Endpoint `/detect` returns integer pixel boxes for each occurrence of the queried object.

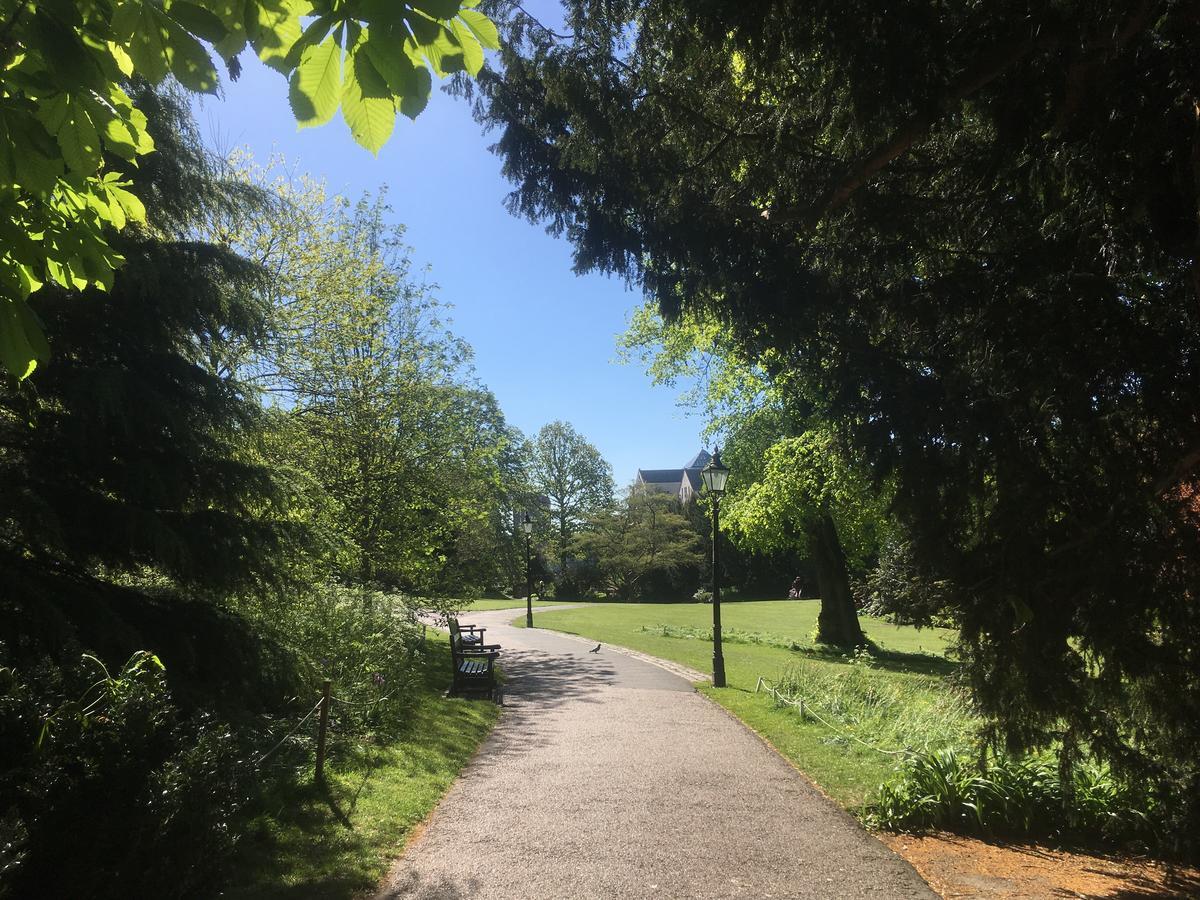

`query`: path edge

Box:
[694,687,942,897]
[369,699,506,899]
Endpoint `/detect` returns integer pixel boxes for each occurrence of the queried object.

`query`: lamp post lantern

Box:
[701,447,730,688]
[522,511,534,629]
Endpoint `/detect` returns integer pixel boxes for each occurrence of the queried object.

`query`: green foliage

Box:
[239,586,428,738]
[574,489,703,601]
[617,300,768,427]
[473,0,1200,833]
[869,748,1157,850]
[0,0,497,381]
[0,649,246,898]
[723,430,882,564]
[528,420,615,561]
[212,159,520,595]
[854,535,956,628]
[0,86,298,597]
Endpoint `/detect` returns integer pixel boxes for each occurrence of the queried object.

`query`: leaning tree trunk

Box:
[809,512,865,647]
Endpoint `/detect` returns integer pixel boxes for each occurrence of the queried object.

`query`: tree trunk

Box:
[809,512,865,647]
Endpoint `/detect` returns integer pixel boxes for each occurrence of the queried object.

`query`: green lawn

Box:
[221,635,499,899]
[459,598,577,612]
[518,600,966,811]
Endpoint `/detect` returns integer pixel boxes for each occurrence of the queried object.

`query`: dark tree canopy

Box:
[471,0,1200,835]
[0,86,296,600]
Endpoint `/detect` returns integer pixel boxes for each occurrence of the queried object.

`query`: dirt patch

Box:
[879,832,1200,898]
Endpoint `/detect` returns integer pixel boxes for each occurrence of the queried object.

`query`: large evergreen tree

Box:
[470,0,1200,839]
[0,86,295,608]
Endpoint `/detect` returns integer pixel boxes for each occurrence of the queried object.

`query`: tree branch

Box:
[764,26,1046,228]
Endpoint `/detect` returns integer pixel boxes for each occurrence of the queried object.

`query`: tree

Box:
[0,0,498,381]
[0,84,299,629]
[622,301,881,644]
[212,162,515,595]
[471,0,1200,842]
[528,420,614,561]
[574,489,701,601]
[722,430,880,647]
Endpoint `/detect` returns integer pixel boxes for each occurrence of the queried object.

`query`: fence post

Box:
[315,679,331,784]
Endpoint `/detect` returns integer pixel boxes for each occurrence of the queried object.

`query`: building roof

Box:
[637,468,685,485]
[636,450,713,497]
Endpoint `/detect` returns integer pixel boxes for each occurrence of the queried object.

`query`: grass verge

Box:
[459,598,577,612]
[518,601,962,810]
[219,635,499,899]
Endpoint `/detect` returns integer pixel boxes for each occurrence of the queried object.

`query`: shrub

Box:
[0,650,246,899]
[853,536,956,627]
[240,585,428,740]
[868,747,1157,849]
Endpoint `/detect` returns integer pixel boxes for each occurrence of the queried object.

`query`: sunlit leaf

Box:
[458,9,498,51]
[288,33,342,127]
[342,44,396,153]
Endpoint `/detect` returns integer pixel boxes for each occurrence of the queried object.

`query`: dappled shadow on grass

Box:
[217,642,498,900]
[800,642,960,677]
[219,777,378,900]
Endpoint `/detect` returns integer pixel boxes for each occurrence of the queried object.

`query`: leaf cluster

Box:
[0,0,497,380]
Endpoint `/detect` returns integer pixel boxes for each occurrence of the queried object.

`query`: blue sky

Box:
[191,14,705,487]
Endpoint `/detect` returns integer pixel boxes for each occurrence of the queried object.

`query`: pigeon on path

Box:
[589,644,601,653]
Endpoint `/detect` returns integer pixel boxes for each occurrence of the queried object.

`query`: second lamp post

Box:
[522,511,534,628]
[701,448,730,688]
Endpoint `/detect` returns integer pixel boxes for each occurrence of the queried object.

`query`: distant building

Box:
[634,450,711,504]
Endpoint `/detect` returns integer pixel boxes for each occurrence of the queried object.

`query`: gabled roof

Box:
[682,468,704,491]
[684,450,712,470]
[637,468,685,484]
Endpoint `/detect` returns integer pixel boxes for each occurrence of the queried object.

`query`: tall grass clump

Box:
[765,652,976,754]
[868,747,1158,849]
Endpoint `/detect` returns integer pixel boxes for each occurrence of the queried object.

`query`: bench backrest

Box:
[449,631,476,660]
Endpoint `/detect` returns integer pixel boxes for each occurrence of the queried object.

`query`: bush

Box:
[0,650,246,899]
[868,747,1157,849]
[238,585,428,740]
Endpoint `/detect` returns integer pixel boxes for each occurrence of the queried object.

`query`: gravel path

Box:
[376,608,936,900]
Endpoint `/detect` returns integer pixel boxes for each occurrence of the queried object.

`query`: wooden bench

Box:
[450,634,500,699]
[448,616,488,648]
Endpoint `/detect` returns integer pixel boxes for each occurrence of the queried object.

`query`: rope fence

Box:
[251,677,400,785]
[754,675,910,757]
[254,695,325,766]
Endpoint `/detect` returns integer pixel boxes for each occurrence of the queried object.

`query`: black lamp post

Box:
[522,511,534,628]
[701,447,730,688]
